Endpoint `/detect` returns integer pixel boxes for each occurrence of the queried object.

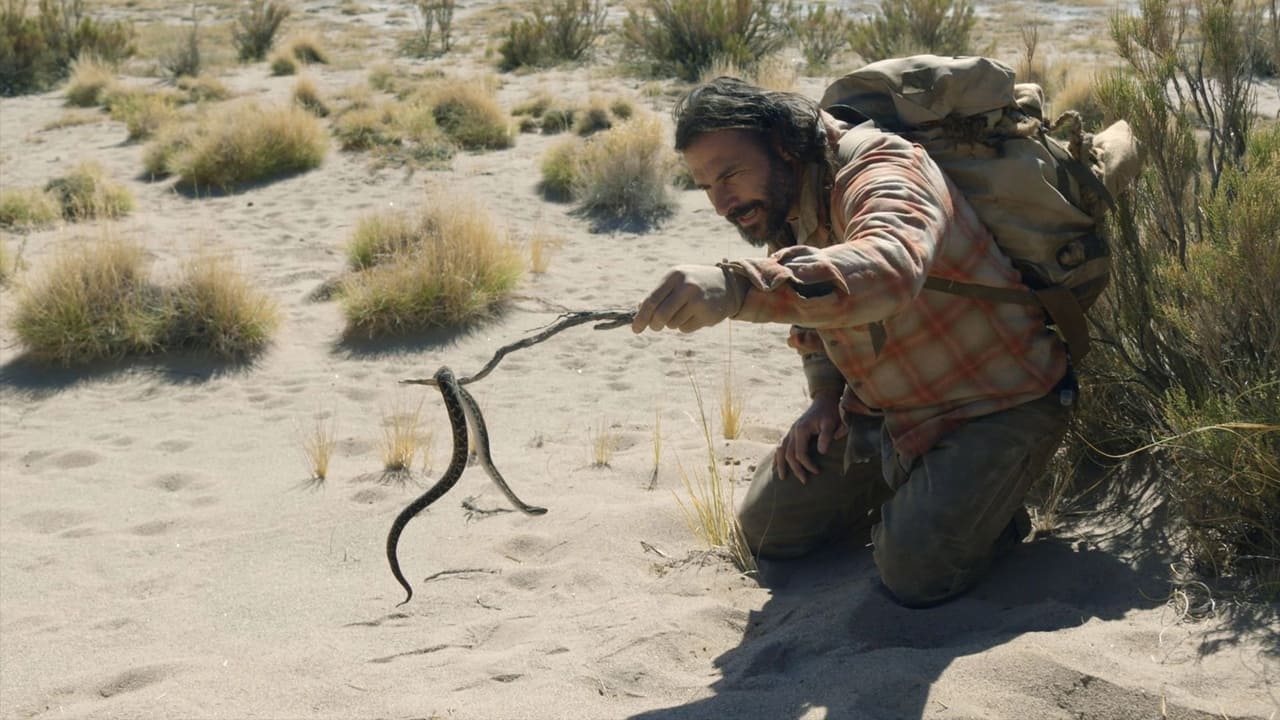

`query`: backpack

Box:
[820,55,1142,360]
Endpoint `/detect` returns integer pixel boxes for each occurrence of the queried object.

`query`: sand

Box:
[1,2,1277,718]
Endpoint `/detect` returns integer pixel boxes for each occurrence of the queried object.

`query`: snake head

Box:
[433,366,456,385]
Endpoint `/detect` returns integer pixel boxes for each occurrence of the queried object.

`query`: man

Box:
[631,77,1073,608]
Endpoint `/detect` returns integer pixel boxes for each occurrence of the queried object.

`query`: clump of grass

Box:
[572,113,677,231]
[142,121,196,178]
[44,162,135,221]
[175,74,232,103]
[0,0,136,96]
[233,0,291,62]
[589,417,617,467]
[573,96,613,136]
[526,230,565,274]
[8,238,164,364]
[278,31,329,65]
[331,99,455,167]
[380,400,425,474]
[301,414,337,483]
[43,110,101,130]
[162,8,203,79]
[0,239,17,285]
[165,255,280,358]
[269,51,298,75]
[340,197,523,337]
[0,188,61,231]
[292,75,329,117]
[164,102,328,190]
[538,136,582,201]
[720,358,745,440]
[497,0,608,71]
[106,88,180,141]
[422,79,513,150]
[9,238,280,365]
[368,63,396,93]
[676,374,756,574]
[63,55,118,107]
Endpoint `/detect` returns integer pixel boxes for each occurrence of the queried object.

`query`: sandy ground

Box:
[1,2,1278,718]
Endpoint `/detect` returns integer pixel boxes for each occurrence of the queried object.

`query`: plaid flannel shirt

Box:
[723,120,1068,462]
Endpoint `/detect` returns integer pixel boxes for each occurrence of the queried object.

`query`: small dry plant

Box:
[676,374,756,574]
[292,75,329,116]
[106,87,180,141]
[301,414,337,482]
[381,399,426,474]
[418,77,512,150]
[64,54,118,107]
[573,112,677,231]
[526,229,565,273]
[538,136,582,201]
[589,417,617,467]
[159,101,328,190]
[44,161,135,221]
[720,362,745,440]
[649,406,662,489]
[0,188,60,231]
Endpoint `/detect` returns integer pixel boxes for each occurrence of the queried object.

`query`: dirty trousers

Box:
[737,391,1071,607]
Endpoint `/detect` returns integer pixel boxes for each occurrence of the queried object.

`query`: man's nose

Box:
[708,187,734,217]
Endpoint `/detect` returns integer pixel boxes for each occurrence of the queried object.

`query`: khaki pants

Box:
[737,391,1071,607]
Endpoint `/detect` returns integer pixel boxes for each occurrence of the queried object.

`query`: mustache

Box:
[727,201,765,225]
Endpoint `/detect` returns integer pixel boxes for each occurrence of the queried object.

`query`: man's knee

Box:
[871,516,992,608]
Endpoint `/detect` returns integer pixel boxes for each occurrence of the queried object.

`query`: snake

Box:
[386,310,635,606]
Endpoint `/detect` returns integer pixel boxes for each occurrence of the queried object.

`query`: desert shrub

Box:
[9,238,278,364]
[232,0,290,62]
[106,87,179,141]
[164,255,280,358]
[1057,0,1280,601]
[278,31,327,64]
[497,0,607,71]
[0,0,136,96]
[169,102,327,190]
[347,209,416,269]
[268,50,296,75]
[332,105,392,150]
[572,113,675,230]
[0,186,59,229]
[62,53,114,106]
[44,161,134,220]
[0,239,12,284]
[403,0,455,57]
[538,136,581,201]
[340,198,523,336]
[292,74,328,116]
[367,62,394,92]
[539,103,575,134]
[783,0,853,70]
[9,238,165,364]
[424,79,512,150]
[162,9,201,79]
[622,0,787,81]
[573,96,613,136]
[175,73,230,103]
[848,0,975,62]
[142,121,194,178]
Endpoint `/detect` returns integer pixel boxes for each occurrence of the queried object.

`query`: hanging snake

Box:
[386,310,635,606]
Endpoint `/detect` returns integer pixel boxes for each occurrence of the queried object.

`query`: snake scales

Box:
[387,310,635,605]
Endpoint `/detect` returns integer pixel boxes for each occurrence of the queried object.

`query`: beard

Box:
[728,153,799,249]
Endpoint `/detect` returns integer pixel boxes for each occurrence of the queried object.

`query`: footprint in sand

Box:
[17,509,93,534]
[49,449,103,470]
[131,519,175,536]
[149,472,203,493]
[97,663,181,698]
[154,439,193,453]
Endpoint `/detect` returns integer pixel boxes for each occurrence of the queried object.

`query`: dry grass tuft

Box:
[526,229,566,274]
[538,137,582,201]
[0,239,17,286]
[278,31,329,65]
[572,113,677,231]
[105,88,180,141]
[720,359,745,440]
[269,51,299,76]
[165,255,281,358]
[0,188,61,231]
[676,374,756,574]
[175,74,232,103]
[64,55,119,107]
[44,162,135,221]
[43,110,102,130]
[589,417,617,467]
[162,102,328,190]
[292,75,329,117]
[420,78,513,150]
[380,400,425,474]
[340,197,523,337]
[301,413,337,482]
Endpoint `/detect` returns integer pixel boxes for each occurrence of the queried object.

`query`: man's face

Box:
[683,129,800,248]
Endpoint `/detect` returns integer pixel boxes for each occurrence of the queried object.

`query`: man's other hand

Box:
[631,264,747,334]
[776,392,847,484]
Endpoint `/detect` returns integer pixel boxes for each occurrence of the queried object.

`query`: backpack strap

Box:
[923,277,1092,359]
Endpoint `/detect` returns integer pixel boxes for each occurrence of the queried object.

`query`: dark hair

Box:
[673,77,829,165]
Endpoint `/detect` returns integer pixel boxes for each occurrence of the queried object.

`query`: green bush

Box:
[498,0,607,71]
[622,0,787,81]
[848,0,975,62]
[162,11,201,79]
[232,0,290,62]
[0,0,136,96]
[784,1,853,70]
[1062,0,1280,601]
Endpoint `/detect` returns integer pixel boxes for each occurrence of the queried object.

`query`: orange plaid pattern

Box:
[725,124,1068,462]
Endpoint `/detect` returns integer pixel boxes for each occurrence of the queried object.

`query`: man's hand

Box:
[631,265,747,334]
[776,392,847,484]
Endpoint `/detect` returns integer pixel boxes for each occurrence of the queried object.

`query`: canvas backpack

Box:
[820,54,1142,360]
